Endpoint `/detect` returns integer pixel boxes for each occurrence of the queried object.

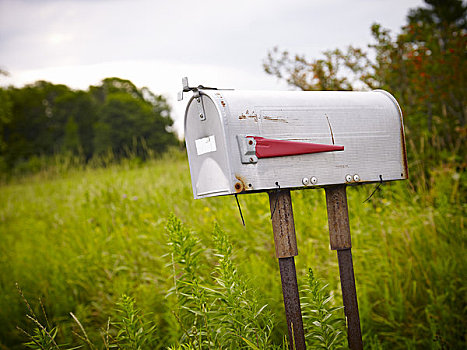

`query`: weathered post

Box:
[269,189,306,350]
[325,185,363,350]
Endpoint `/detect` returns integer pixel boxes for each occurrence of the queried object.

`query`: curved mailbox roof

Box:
[184,89,408,199]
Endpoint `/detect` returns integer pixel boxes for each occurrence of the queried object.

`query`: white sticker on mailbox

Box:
[195,135,217,155]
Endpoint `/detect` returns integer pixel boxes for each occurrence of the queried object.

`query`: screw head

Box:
[345,174,353,182]
[310,176,318,185]
[353,174,360,182]
[302,177,309,185]
[249,157,254,163]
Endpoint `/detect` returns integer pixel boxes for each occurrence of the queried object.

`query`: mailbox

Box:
[182,83,408,199]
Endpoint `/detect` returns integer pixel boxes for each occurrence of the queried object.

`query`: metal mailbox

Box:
[183,85,408,199]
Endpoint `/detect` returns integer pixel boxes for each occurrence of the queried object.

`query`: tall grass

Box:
[12,216,344,349]
[0,151,465,348]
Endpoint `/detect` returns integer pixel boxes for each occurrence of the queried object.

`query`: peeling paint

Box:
[238,110,258,122]
[263,116,288,123]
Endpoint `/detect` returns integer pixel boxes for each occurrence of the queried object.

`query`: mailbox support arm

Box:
[325,185,363,350]
[269,190,306,350]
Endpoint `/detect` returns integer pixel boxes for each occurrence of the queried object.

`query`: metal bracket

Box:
[236,135,258,164]
[178,77,234,120]
[193,90,206,121]
[178,77,212,121]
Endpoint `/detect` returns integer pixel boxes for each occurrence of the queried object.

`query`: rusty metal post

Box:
[269,189,306,350]
[325,185,363,350]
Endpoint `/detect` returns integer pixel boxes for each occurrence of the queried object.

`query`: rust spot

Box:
[249,114,258,122]
[221,100,226,107]
[239,110,258,122]
[234,174,248,193]
[263,116,288,123]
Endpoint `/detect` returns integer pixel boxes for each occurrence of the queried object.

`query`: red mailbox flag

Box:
[251,136,344,159]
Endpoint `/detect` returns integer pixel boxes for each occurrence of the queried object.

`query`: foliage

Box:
[166,216,274,349]
[113,295,158,349]
[210,224,274,349]
[17,288,158,350]
[0,72,12,172]
[264,0,466,174]
[0,77,178,173]
[300,269,347,349]
[13,211,346,350]
[16,284,63,350]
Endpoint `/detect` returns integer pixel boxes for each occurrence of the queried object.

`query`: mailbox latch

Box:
[237,135,258,163]
[237,135,344,164]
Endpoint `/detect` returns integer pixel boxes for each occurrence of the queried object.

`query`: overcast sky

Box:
[0,0,424,136]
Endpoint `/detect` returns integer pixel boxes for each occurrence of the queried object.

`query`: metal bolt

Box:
[345,174,353,182]
[310,176,318,185]
[302,177,309,185]
[353,174,360,182]
[249,157,254,163]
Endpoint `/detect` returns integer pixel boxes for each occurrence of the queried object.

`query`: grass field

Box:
[0,151,465,349]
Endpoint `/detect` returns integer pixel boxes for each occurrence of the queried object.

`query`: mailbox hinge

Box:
[178,77,234,121]
[179,77,219,121]
[193,90,206,121]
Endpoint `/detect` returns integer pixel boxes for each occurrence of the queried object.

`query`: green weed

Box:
[300,269,347,349]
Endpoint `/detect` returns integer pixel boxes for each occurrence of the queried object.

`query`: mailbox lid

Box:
[185,89,407,199]
[185,93,233,198]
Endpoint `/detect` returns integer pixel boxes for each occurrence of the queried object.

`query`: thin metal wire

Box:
[363,175,384,203]
[271,182,281,219]
[234,193,245,226]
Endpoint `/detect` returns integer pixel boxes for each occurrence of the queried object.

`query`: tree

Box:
[264,0,466,168]
[91,78,177,157]
[3,81,72,167]
[53,90,97,158]
[63,116,80,153]
[1,77,178,171]
[0,71,12,172]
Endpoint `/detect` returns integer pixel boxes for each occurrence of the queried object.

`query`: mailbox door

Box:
[184,94,232,199]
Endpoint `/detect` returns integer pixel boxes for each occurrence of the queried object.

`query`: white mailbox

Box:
[182,83,408,199]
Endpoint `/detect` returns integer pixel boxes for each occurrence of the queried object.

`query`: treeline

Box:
[264,0,466,174]
[0,77,179,173]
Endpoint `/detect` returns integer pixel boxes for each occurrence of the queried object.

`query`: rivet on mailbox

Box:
[180,77,408,349]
